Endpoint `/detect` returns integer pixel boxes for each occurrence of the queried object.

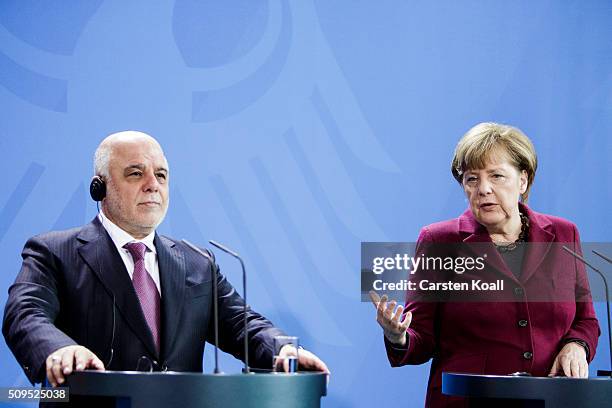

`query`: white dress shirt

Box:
[98,211,161,295]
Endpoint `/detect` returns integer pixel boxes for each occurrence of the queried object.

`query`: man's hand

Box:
[46,345,105,386]
[548,342,588,378]
[278,344,330,374]
[369,290,412,347]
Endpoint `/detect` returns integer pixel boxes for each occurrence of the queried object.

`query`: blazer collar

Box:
[77,218,160,359]
[98,211,157,255]
[457,203,556,283]
[518,203,555,283]
[458,203,554,238]
[154,233,186,360]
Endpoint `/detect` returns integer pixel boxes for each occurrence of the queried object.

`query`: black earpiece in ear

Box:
[90,176,106,202]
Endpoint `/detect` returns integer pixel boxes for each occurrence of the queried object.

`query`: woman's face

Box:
[462,152,528,233]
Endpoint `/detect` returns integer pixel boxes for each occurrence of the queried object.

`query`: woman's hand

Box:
[369,290,412,347]
[548,342,589,378]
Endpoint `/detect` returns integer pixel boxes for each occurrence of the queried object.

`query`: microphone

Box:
[106,295,116,368]
[209,240,250,374]
[182,240,222,374]
[562,246,612,377]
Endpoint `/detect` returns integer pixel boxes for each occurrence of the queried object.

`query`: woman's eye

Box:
[156,173,166,180]
[130,172,142,177]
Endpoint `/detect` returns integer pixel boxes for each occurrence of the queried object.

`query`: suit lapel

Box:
[155,234,186,360]
[459,209,519,283]
[458,205,555,284]
[77,218,159,359]
[518,204,555,283]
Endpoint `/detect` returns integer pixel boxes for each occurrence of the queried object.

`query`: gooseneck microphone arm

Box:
[593,250,612,265]
[209,240,250,374]
[182,240,222,374]
[562,246,611,377]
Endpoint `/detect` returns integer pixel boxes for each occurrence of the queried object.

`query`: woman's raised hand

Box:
[369,290,412,347]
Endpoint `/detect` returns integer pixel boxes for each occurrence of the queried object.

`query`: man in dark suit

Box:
[3,131,328,388]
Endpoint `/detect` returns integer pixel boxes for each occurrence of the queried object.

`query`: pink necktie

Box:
[124,242,160,354]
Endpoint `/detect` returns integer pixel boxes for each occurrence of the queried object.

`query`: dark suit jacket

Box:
[385,204,600,408]
[3,217,285,385]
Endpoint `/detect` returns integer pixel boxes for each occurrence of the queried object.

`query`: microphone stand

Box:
[562,246,611,377]
[592,249,612,376]
[209,240,251,374]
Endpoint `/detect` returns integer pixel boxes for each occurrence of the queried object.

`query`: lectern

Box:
[65,371,327,408]
[443,372,612,407]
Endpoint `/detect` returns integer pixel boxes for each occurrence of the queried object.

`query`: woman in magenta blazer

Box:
[371,122,600,407]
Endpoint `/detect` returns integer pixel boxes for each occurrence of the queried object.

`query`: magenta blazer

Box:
[385,203,600,408]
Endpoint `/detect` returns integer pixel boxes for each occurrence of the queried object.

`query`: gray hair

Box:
[93,130,168,180]
[93,142,112,179]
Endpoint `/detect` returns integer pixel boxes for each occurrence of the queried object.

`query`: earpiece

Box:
[90,176,106,201]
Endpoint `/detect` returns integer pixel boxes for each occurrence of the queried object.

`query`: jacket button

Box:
[518,319,528,327]
[523,351,533,359]
[514,287,524,297]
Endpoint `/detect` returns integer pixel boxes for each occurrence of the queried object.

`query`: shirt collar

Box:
[98,210,156,254]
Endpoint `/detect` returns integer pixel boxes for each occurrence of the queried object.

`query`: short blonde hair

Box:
[451,122,538,202]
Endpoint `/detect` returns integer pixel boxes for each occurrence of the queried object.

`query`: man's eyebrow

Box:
[124,164,145,174]
[123,164,168,175]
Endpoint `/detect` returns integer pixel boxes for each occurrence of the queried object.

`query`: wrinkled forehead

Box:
[110,138,168,169]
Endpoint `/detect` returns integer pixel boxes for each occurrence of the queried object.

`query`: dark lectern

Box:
[442,372,612,407]
[65,371,327,408]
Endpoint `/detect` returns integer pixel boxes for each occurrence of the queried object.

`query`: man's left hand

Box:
[278,345,330,374]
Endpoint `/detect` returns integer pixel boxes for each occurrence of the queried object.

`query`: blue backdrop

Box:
[1,1,610,407]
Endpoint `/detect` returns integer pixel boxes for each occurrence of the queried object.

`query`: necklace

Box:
[494,212,530,253]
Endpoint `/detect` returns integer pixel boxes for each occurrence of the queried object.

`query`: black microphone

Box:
[562,246,612,377]
[182,240,222,374]
[209,240,250,374]
[106,295,116,368]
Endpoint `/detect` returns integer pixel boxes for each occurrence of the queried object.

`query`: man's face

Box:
[102,138,169,238]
